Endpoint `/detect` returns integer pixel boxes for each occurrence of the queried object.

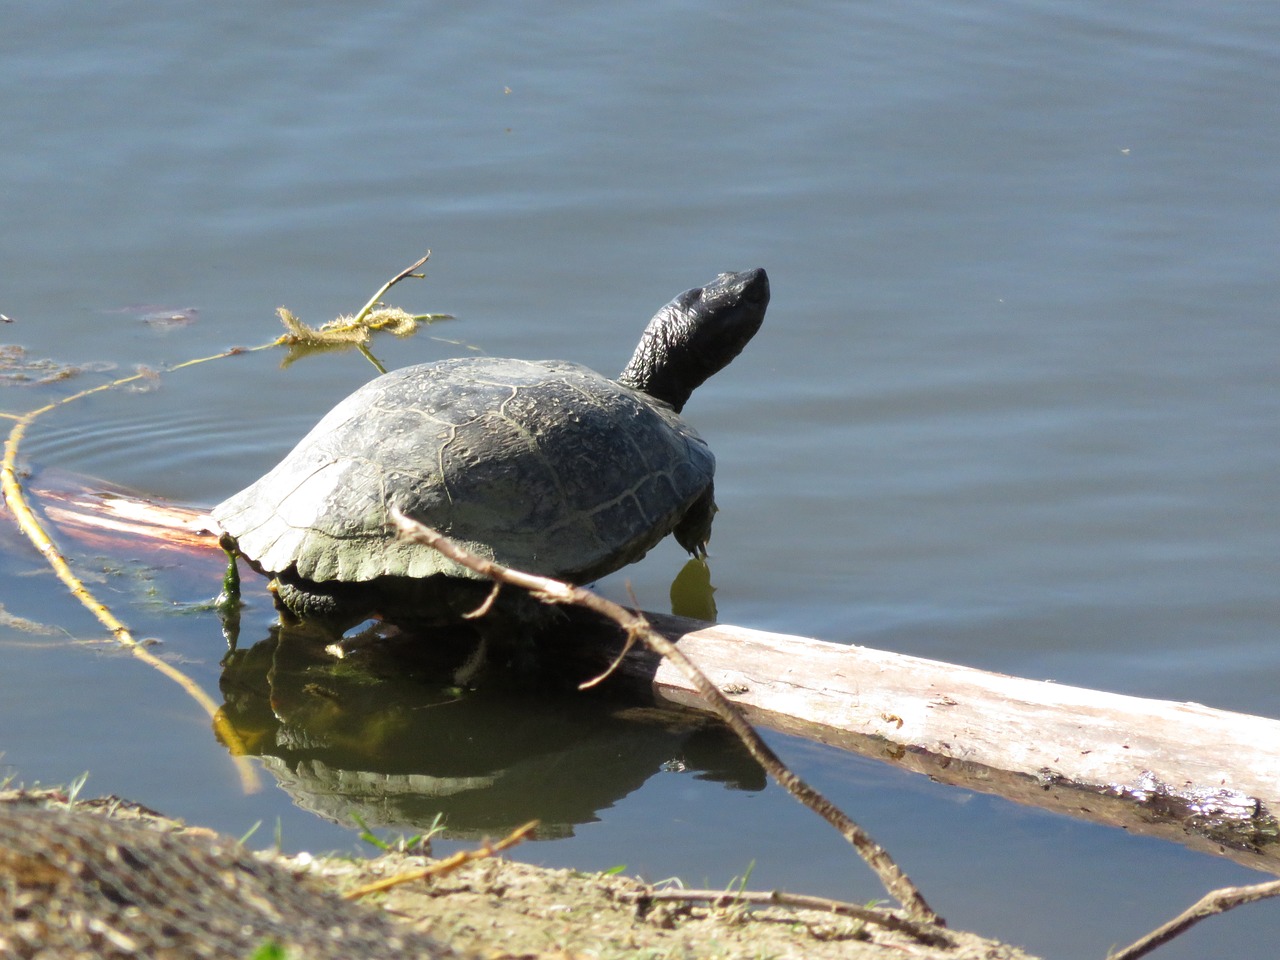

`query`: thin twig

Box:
[619,887,954,947]
[462,580,503,620]
[343,819,539,900]
[1108,878,1280,960]
[575,582,647,689]
[577,624,642,690]
[349,251,432,327]
[390,508,941,926]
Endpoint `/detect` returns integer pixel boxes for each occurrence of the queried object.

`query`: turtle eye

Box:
[677,288,703,310]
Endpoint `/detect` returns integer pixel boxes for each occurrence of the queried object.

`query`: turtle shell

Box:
[212,357,714,587]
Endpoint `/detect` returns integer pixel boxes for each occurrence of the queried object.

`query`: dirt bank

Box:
[304,848,1042,960]
[1,788,1040,959]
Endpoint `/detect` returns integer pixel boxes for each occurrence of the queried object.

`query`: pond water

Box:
[3,3,1278,957]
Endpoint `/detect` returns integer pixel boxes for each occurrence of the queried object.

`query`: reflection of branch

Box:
[620,887,952,947]
[1109,879,1280,960]
[390,508,941,926]
[344,819,539,900]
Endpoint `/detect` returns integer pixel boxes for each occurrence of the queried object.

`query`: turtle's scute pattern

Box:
[212,357,713,588]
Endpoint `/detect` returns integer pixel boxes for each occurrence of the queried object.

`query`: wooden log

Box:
[10,470,1280,872]
[570,613,1280,873]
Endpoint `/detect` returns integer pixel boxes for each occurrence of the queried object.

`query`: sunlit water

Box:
[3,3,1278,956]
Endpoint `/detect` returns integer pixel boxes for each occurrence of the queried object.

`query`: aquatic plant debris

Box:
[276,305,444,345]
[273,251,451,369]
[0,345,115,387]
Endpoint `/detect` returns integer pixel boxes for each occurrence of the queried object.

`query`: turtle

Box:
[212,267,769,626]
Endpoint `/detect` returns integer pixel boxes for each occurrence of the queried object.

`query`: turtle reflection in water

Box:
[217,623,768,838]
[213,268,770,628]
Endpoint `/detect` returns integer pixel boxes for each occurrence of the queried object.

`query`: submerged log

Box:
[10,470,1280,872]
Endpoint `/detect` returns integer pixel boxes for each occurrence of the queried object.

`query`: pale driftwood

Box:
[16,472,1280,872]
[566,613,1280,873]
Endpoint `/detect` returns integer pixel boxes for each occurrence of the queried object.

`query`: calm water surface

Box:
[2,3,1278,957]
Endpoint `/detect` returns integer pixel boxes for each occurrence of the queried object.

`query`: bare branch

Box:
[462,580,503,620]
[343,819,538,900]
[389,508,941,925]
[1108,878,1280,960]
[619,887,954,947]
[577,624,642,690]
[349,251,433,326]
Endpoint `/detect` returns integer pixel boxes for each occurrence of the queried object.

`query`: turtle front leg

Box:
[217,534,243,603]
[673,483,717,559]
[215,535,244,651]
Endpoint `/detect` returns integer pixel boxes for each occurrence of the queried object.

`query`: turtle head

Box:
[618,268,769,413]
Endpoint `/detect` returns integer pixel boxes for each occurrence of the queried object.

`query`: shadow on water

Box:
[216,615,765,841]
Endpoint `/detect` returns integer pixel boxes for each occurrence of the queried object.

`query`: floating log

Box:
[10,470,1280,872]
